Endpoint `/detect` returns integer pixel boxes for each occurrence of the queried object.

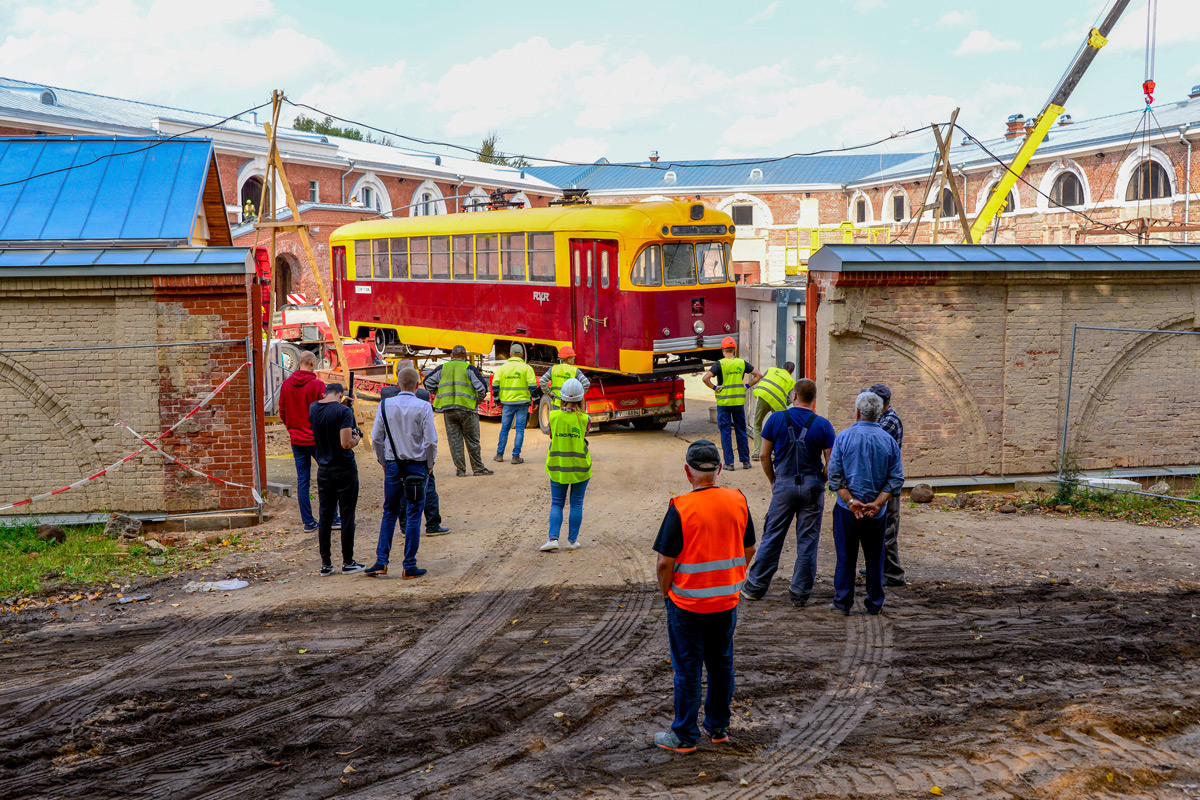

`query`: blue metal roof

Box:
[0,137,222,245]
[526,153,921,192]
[0,246,250,277]
[809,244,1200,272]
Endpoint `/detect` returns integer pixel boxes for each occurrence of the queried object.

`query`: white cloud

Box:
[543,137,610,164]
[1105,0,1200,51]
[746,2,779,24]
[955,30,1022,56]
[815,54,853,71]
[936,10,976,28]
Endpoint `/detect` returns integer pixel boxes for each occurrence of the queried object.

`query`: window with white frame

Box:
[730,205,753,226]
[1050,172,1084,208]
[1125,160,1172,201]
[309,180,319,203]
[892,193,905,221]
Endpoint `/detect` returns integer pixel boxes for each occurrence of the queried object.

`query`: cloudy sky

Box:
[1,0,1198,164]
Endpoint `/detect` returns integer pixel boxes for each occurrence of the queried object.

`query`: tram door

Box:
[569,239,619,370]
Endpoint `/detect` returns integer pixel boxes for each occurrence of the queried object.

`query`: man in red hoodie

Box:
[279,351,332,532]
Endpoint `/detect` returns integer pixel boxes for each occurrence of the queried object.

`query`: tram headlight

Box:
[693,320,705,334]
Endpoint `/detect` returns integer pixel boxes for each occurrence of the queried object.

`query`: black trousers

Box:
[317,467,357,566]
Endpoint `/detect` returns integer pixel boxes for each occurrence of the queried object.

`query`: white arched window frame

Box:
[881,185,910,223]
[510,191,531,208]
[716,192,773,232]
[236,158,281,222]
[350,172,392,216]
[464,186,489,212]
[849,189,874,225]
[925,177,963,220]
[410,179,447,217]
[1115,145,1176,204]
[976,171,1021,216]
[1036,159,1090,212]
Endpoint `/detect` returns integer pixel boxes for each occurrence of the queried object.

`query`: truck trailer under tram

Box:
[326,200,739,430]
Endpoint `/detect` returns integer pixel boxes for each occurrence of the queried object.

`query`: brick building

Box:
[0,77,562,302]
[0,137,264,522]
[529,88,1200,283]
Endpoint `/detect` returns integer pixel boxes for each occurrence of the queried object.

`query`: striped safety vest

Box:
[494,357,535,404]
[715,358,748,407]
[548,363,578,408]
[752,366,796,413]
[667,487,749,613]
[545,410,592,484]
[432,359,478,411]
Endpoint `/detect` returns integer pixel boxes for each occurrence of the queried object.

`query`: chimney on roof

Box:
[1190,85,1200,99]
[649,150,659,163]
[1005,113,1025,140]
[1058,114,1073,126]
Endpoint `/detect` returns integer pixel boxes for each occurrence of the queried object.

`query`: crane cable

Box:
[1143,0,1157,105]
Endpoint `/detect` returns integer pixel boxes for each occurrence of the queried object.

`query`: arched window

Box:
[464,187,489,212]
[1050,172,1084,208]
[240,176,268,221]
[1125,161,1172,201]
[856,198,867,223]
[410,180,446,216]
[940,187,957,217]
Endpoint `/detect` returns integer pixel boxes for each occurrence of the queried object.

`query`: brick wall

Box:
[812,268,1200,478]
[0,270,263,517]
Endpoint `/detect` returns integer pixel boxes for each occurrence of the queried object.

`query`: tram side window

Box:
[410,237,430,279]
[632,245,662,286]
[600,249,610,288]
[501,233,526,281]
[529,232,555,283]
[373,239,390,279]
[477,234,499,280]
[573,249,581,286]
[430,236,451,280]
[452,234,473,280]
[354,240,370,280]
[696,242,728,285]
[390,238,408,279]
[662,243,697,286]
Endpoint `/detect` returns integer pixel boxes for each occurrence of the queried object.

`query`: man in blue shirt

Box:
[826,391,904,615]
[741,378,835,606]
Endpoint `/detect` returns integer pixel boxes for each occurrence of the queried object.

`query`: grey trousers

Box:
[443,407,485,474]
[884,494,904,582]
[743,473,825,600]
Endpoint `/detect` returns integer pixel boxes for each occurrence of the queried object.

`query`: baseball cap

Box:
[685,439,721,472]
[864,383,891,402]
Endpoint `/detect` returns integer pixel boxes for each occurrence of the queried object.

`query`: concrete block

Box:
[267,481,293,498]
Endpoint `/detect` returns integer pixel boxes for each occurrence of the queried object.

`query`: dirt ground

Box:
[3,377,1200,799]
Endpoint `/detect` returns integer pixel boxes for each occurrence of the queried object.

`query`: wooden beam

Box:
[932,109,973,244]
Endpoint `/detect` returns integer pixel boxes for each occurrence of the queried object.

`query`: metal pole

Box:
[1058,324,1079,477]
[246,335,264,522]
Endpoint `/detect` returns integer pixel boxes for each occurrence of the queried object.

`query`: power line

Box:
[0,102,271,189]
[285,99,938,171]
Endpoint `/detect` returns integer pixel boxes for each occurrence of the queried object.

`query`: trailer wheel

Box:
[537,395,552,435]
[278,342,304,374]
[631,417,669,431]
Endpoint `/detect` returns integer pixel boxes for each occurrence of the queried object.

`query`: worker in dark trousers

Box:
[380,385,449,536]
[307,383,364,576]
[701,337,762,470]
[859,383,906,587]
[741,378,835,606]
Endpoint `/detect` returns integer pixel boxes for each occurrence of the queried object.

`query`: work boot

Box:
[511,456,524,465]
[474,467,494,476]
[426,526,450,536]
[828,603,851,616]
[402,567,427,580]
[494,453,504,463]
[456,469,467,477]
[363,563,388,577]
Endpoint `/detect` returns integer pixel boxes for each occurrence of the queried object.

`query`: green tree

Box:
[292,114,394,147]
[478,132,530,168]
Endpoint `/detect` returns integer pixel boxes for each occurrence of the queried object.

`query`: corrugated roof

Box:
[0,246,251,276]
[809,243,1200,271]
[0,136,224,245]
[526,153,921,192]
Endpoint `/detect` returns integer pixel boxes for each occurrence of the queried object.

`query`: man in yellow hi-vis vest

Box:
[702,337,762,470]
[491,343,539,465]
[750,361,796,460]
[537,345,591,408]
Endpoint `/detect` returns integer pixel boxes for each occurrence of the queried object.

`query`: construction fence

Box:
[0,337,262,523]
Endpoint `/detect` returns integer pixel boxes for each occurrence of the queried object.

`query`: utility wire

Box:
[286,99,938,171]
[0,102,271,189]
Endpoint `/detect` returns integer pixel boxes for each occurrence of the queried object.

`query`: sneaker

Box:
[740,588,764,601]
[456,469,467,477]
[704,726,729,744]
[741,462,752,471]
[494,453,504,463]
[539,539,560,552]
[402,567,427,580]
[828,603,851,616]
[511,456,524,465]
[320,564,335,576]
[426,526,450,536]
[789,594,808,608]
[342,560,366,574]
[473,467,494,476]
[304,523,318,533]
[363,563,388,577]
[653,731,696,753]
[332,520,341,530]
[565,540,581,551]
[724,463,735,471]
[885,578,908,587]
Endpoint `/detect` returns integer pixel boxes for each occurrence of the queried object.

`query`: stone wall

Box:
[811,269,1200,478]
[0,271,262,517]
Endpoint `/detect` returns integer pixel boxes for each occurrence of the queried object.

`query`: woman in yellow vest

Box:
[540,378,592,552]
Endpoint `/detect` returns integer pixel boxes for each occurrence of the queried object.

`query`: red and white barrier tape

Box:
[117,422,263,505]
[0,361,253,512]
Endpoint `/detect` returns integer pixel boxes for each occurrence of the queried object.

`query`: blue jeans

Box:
[744,473,825,601]
[293,444,338,529]
[548,479,589,542]
[666,596,736,745]
[497,404,528,458]
[832,503,886,613]
[376,460,427,570]
[716,406,750,467]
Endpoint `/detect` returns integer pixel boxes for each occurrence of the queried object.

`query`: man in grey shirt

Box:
[365,367,439,579]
